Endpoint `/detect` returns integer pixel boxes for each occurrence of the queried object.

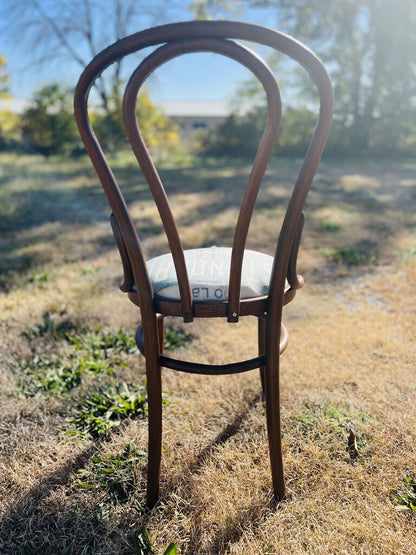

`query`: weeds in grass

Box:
[317,220,341,233]
[69,382,147,438]
[286,403,372,460]
[132,528,177,555]
[164,325,194,351]
[27,316,137,357]
[74,443,145,505]
[21,319,148,438]
[67,327,137,355]
[27,314,80,339]
[404,246,416,260]
[24,269,52,283]
[325,246,377,265]
[392,475,416,513]
[18,356,82,396]
[18,350,120,396]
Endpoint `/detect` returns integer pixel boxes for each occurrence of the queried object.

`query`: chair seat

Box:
[146,247,274,302]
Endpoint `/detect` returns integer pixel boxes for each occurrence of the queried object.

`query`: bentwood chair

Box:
[74,20,333,509]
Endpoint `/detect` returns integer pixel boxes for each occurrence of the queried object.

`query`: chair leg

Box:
[258,316,266,395]
[145,356,162,509]
[264,324,286,502]
[141,317,163,510]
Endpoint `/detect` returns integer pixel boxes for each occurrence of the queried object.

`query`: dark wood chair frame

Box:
[74,20,333,509]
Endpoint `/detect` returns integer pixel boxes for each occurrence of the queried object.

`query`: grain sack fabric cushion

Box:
[147,247,274,302]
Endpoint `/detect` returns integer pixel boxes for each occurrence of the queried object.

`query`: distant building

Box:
[160,100,230,139]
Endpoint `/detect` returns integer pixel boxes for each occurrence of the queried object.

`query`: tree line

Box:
[1,0,415,158]
[192,0,416,157]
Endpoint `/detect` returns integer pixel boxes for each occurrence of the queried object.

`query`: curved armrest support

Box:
[286,211,305,292]
[110,213,136,293]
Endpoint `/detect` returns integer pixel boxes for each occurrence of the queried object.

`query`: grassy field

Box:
[0,151,415,554]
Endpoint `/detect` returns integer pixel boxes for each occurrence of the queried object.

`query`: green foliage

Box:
[0,108,20,150]
[92,88,180,155]
[27,314,79,339]
[21,317,194,439]
[287,402,372,460]
[201,106,266,157]
[70,382,147,439]
[22,320,138,396]
[0,54,10,99]
[18,351,118,397]
[24,269,52,283]
[277,107,317,155]
[192,0,416,157]
[0,54,21,150]
[20,316,149,440]
[198,105,317,158]
[392,475,416,513]
[18,356,82,396]
[66,327,137,355]
[317,220,341,233]
[74,443,145,505]
[164,325,194,351]
[276,0,416,156]
[132,528,177,555]
[27,316,137,358]
[327,247,377,266]
[21,84,81,156]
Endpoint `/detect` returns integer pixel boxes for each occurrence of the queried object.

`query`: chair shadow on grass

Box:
[0,445,97,553]
[0,392,273,553]
[156,391,275,554]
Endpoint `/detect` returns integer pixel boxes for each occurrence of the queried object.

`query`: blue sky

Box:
[0,1,278,108]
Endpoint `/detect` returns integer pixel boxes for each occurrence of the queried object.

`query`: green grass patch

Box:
[24,268,53,283]
[132,528,177,555]
[286,403,372,460]
[74,442,145,505]
[325,246,377,266]
[27,314,80,339]
[66,327,137,355]
[69,382,147,439]
[18,351,121,397]
[392,475,416,513]
[164,325,194,351]
[18,356,82,396]
[317,220,341,233]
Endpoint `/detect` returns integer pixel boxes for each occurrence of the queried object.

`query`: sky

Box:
[0,1,278,112]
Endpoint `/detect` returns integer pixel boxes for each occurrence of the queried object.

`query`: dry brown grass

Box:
[0,152,415,553]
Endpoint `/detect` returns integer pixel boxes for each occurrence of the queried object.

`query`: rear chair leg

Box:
[258,316,266,395]
[264,352,285,502]
[264,316,286,502]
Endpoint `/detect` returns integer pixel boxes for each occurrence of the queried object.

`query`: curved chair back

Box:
[74,21,334,325]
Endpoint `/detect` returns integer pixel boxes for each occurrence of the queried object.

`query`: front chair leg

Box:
[145,353,162,509]
[264,349,286,502]
[140,317,164,510]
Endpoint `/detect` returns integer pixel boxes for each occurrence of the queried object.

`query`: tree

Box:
[1,1,185,155]
[92,87,180,153]
[20,83,179,156]
[0,0,183,117]
[21,84,80,155]
[0,55,21,150]
[191,0,416,156]
[0,54,10,99]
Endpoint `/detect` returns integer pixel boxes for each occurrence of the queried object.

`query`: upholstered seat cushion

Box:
[146,247,273,301]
